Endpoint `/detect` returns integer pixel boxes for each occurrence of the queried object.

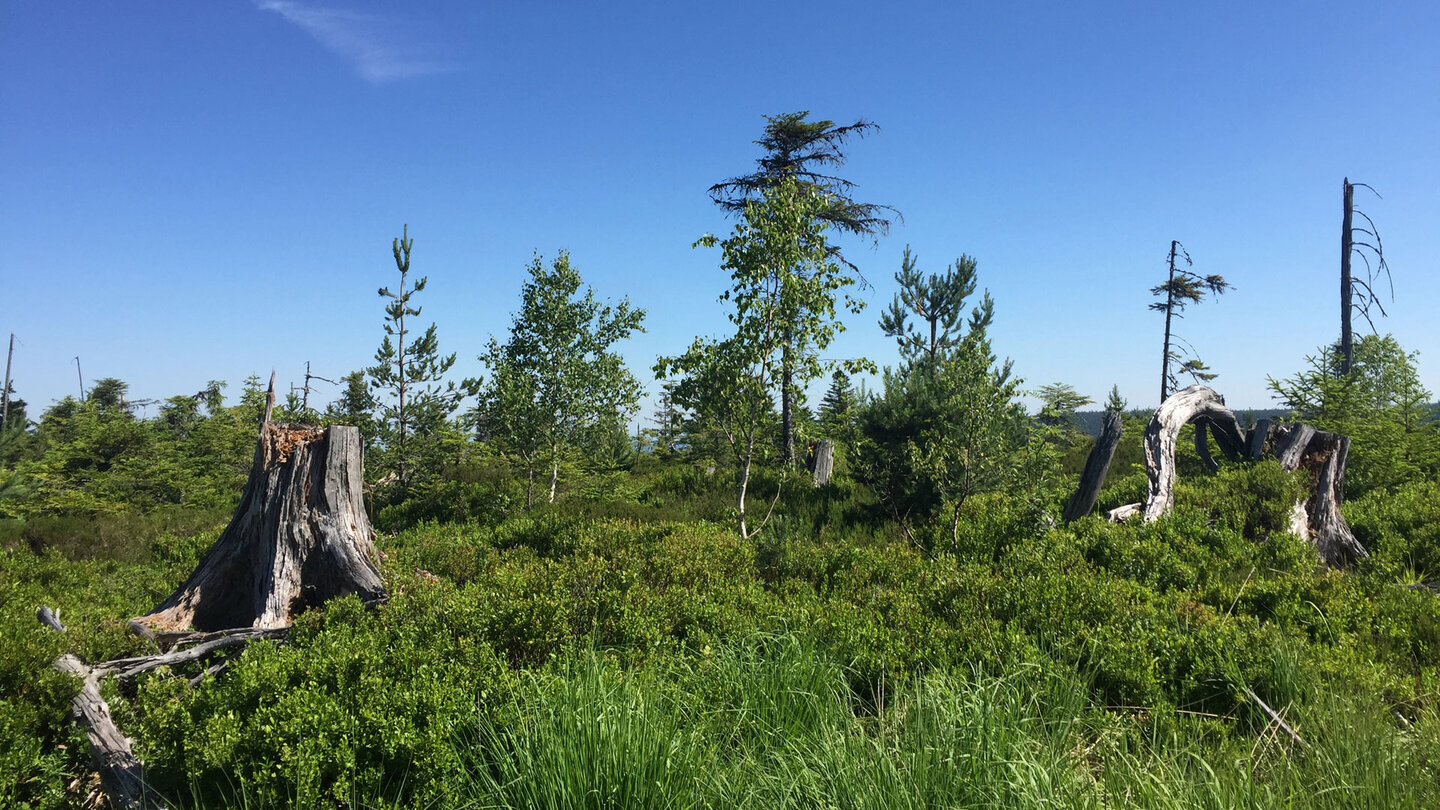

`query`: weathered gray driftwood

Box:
[41,609,173,809]
[1064,410,1122,522]
[37,605,66,632]
[1107,502,1144,522]
[1136,386,1239,522]
[1241,685,1310,750]
[1245,418,1271,462]
[39,616,287,810]
[107,627,289,683]
[1194,422,1219,473]
[53,654,172,809]
[137,423,384,632]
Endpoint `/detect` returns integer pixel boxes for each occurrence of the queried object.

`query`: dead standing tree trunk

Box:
[1107,385,1366,566]
[811,439,834,486]
[137,422,385,632]
[1272,424,1368,566]
[1341,178,1355,374]
[1064,410,1123,522]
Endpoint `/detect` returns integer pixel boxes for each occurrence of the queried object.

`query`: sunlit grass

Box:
[446,634,1437,810]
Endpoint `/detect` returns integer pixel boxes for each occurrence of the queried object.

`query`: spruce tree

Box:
[1105,384,1127,415]
[817,370,857,441]
[367,225,460,491]
[1034,382,1092,428]
[1150,240,1228,402]
[648,382,683,458]
[326,371,378,452]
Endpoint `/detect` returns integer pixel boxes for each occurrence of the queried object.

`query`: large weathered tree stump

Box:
[40,407,386,810]
[1064,410,1123,522]
[137,423,385,632]
[1272,424,1368,567]
[1106,386,1366,566]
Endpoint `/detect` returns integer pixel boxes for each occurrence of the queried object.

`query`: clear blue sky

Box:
[3,1,1438,421]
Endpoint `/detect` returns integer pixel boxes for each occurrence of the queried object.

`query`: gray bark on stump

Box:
[1064,410,1122,522]
[811,440,834,487]
[137,423,384,632]
[1272,424,1368,567]
[1134,385,1239,522]
[1106,387,1366,566]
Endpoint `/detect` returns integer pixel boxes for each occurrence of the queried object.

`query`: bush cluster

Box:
[2,456,1439,807]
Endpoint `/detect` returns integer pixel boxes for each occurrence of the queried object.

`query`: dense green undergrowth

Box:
[3,465,1440,808]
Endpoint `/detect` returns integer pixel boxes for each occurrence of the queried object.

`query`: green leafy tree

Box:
[1269,334,1437,496]
[645,382,684,459]
[479,251,645,506]
[0,383,32,467]
[86,377,131,412]
[0,380,24,430]
[710,111,895,464]
[367,225,461,491]
[1151,240,1229,402]
[880,247,995,362]
[0,377,279,518]
[1033,382,1093,429]
[578,416,638,472]
[658,179,863,538]
[879,246,993,362]
[324,371,378,452]
[157,380,225,441]
[159,395,203,439]
[709,111,898,239]
[856,337,1035,545]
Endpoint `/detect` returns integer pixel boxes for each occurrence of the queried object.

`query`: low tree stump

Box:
[136,423,385,633]
[811,440,834,487]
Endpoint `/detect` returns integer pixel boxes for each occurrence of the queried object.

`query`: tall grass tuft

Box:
[452,635,1439,810]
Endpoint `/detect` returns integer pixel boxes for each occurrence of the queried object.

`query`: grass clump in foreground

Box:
[461,634,1439,810]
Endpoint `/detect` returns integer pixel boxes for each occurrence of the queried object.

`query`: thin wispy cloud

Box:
[256,1,451,83]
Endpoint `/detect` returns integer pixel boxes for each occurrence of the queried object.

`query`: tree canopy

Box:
[479,251,645,505]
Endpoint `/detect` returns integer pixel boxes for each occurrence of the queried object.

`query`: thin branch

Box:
[1350,182,1383,199]
[1241,685,1310,750]
[746,475,787,539]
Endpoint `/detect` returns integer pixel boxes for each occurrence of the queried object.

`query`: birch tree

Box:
[479,251,645,505]
[657,178,864,538]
